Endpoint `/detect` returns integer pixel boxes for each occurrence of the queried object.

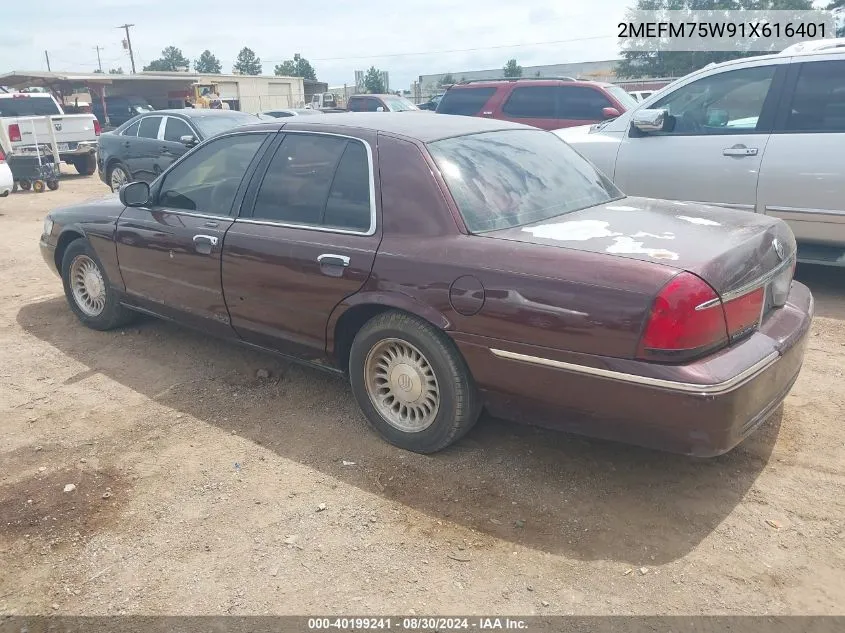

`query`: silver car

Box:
[557,39,845,267]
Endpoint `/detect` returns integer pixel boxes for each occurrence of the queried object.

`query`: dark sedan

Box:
[96,109,259,191]
[42,113,813,457]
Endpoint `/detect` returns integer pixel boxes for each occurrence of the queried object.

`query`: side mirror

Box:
[375,106,385,112]
[180,135,198,147]
[602,107,621,120]
[119,181,150,207]
[631,108,669,133]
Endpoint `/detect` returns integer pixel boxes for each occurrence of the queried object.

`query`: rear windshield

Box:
[382,96,418,111]
[0,95,61,117]
[428,130,621,233]
[436,87,496,116]
[192,112,258,137]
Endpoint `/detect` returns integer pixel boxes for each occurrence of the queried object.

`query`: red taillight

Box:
[0,148,5,163]
[637,272,728,362]
[94,120,102,136]
[723,287,765,340]
[8,124,21,143]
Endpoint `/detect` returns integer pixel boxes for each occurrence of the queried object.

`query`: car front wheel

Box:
[61,239,135,330]
[349,311,481,453]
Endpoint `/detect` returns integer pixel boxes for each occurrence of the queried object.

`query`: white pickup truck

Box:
[0,92,100,175]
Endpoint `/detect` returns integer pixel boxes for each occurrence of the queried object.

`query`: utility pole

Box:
[44,50,51,72]
[94,45,103,72]
[117,24,136,73]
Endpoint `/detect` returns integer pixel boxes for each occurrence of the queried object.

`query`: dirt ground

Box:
[1,172,843,616]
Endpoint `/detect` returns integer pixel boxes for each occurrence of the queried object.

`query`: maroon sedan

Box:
[39,113,813,456]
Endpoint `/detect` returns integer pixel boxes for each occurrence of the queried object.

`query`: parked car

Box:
[92,96,154,128]
[346,94,419,112]
[417,94,444,110]
[40,113,812,457]
[0,147,12,197]
[435,77,637,130]
[556,39,845,266]
[0,92,100,175]
[96,108,259,191]
[628,90,654,102]
[260,108,323,118]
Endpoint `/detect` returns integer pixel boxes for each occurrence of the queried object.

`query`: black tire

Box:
[19,180,31,191]
[107,163,129,192]
[349,310,481,453]
[47,180,59,191]
[73,154,97,176]
[61,238,135,331]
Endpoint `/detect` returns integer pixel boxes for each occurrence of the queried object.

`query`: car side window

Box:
[502,86,557,118]
[436,87,496,115]
[557,86,613,119]
[137,116,162,140]
[348,98,364,112]
[251,134,371,231]
[365,98,382,112]
[652,65,776,135]
[122,120,141,137]
[157,133,266,216]
[163,117,194,142]
[784,60,845,132]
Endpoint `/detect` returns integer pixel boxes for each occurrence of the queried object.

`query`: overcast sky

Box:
[1,0,639,89]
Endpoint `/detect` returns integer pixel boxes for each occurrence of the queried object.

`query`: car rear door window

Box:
[163,117,195,142]
[348,98,365,112]
[502,86,558,118]
[137,116,163,139]
[252,134,371,231]
[436,87,497,116]
[784,60,845,132]
[557,86,614,120]
[157,133,266,216]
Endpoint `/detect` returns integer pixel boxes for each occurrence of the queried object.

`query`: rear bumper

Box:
[454,281,813,456]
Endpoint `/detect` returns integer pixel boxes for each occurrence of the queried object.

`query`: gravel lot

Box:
[1,172,843,616]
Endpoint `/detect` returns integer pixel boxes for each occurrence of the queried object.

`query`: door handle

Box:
[722,145,758,157]
[317,253,350,267]
[193,234,218,255]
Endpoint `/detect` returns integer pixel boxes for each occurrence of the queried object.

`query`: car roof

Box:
[144,108,258,119]
[241,111,536,142]
[349,94,402,98]
[447,78,605,88]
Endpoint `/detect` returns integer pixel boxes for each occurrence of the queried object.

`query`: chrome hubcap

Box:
[110,167,127,191]
[364,338,440,433]
[70,255,106,317]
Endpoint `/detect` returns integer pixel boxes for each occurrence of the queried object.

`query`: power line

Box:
[261,34,613,64]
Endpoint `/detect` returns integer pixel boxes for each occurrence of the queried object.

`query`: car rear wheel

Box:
[61,239,135,330]
[74,154,97,176]
[108,164,129,192]
[349,311,481,453]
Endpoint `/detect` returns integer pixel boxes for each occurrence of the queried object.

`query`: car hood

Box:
[485,197,795,296]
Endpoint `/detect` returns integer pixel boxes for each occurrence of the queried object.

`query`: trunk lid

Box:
[486,196,795,296]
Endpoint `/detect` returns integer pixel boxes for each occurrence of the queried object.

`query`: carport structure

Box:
[0,71,201,126]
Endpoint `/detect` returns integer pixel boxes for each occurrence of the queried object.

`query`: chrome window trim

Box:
[694,254,795,310]
[489,348,780,395]
[244,129,378,237]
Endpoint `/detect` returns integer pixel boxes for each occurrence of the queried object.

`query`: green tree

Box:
[109,67,124,74]
[363,66,386,93]
[617,0,814,79]
[273,55,317,79]
[503,58,522,77]
[143,46,191,72]
[233,47,262,75]
[194,50,222,73]
[438,73,455,86]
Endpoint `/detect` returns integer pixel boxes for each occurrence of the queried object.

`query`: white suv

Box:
[557,39,845,266]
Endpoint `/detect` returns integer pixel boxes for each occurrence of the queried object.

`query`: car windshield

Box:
[428,129,621,233]
[604,85,638,110]
[192,112,257,137]
[382,96,419,112]
[0,95,62,117]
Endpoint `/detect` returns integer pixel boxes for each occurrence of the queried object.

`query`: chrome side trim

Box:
[489,348,780,395]
[765,205,845,219]
[686,201,756,211]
